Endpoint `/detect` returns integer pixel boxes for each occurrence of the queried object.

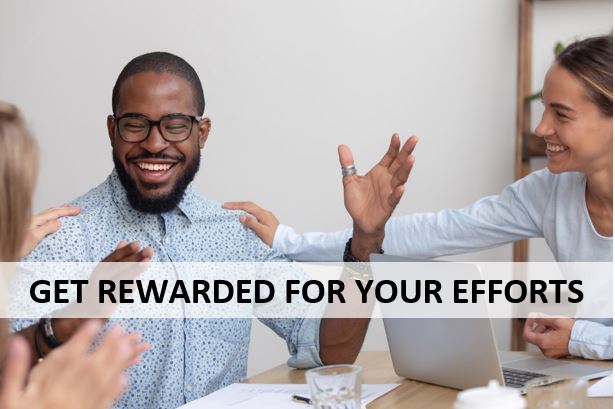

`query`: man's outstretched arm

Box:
[318,134,418,364]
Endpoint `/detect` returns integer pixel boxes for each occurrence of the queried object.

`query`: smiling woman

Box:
[224,33,613,360]
[538,35,613,177]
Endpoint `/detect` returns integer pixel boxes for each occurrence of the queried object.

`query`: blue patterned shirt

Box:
[12,170,322,408]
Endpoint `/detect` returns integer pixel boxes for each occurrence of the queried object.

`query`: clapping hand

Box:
[0,320,149,409]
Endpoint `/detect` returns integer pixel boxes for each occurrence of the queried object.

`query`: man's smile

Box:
[131,159,180,185]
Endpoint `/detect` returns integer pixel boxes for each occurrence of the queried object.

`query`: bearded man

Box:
[11,52,416,408]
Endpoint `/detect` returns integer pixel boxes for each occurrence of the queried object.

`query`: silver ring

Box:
[341,164,357,177]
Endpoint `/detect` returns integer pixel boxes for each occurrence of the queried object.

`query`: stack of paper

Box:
[587,374,613,398]
[179,383,399,408]
[227,392,363,409]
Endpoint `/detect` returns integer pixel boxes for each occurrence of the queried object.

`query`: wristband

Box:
[33,327,46,363]
[343,238,381,282]
[39,318,62,349]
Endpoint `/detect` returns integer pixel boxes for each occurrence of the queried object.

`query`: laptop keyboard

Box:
[503,368,547,388]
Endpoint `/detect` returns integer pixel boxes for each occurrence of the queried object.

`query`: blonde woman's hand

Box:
[0,320,149,409]
[20,204,80,258]
[223,201,280,247]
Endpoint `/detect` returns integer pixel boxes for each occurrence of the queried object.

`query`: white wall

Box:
[0,0,611,376]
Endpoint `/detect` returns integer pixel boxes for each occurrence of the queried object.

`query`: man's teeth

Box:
[546,143,568,152]
[136,162,173,171]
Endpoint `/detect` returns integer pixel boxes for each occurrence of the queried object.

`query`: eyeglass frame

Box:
[111,112,204,143]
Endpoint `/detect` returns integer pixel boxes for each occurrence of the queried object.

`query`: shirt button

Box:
[163,236,170,245]
[186,383,192,392]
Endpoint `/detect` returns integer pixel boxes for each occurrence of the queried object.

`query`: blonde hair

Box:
[0,102,38,261]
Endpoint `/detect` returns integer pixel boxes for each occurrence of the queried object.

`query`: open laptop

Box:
[370,254,612,393]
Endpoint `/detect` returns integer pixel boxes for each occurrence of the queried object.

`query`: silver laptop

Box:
[370,254,612,393]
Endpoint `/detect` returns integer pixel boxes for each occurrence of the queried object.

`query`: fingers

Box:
[530,317,560,328]
[29,220,62,242]
[103,242,139,261]
[401,135,419,156]
[125,331,143,345]
[95,328,149,372]
[223,201,268,221]
[20,205,82,258]
[103,241,153,262]
[523,319,571,358]
[388,135,418,175]
[0,337,30,404]
[388,185,406,209]
[338,134,417,183]
[63,320,104,355]
[31,205,80,228]
[91,326,134,403]
[127,339,150,367]
[138,247,154,261]
[523,315,557,344]
[93,243,152,308]
[239,215,276,245]
[523,318,540,344]
[377,133,401,168]
[223,202,279,247]
[95,326,132,369]
[338,144,355,168]
[128,343,150,366]
[338,144,358,186]
[388,137,418,193]
[390,154,415,190]
[106,373,129,407]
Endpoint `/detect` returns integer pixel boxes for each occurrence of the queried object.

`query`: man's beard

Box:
[113,151,200,214]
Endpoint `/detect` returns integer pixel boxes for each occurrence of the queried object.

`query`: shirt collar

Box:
[108,169,199,224]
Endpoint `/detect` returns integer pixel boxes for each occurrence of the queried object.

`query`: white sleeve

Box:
[382,170,552,258]
[273,170,553,261]
[273,224,352,261]
[568,319,613,360]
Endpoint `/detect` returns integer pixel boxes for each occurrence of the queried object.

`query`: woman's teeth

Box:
[137,162,173,171]
[546,143,568,152]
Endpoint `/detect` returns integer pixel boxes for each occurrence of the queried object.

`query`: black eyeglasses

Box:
[113,113,203,143]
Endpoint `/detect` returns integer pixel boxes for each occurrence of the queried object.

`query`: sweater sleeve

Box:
[273,224,352,261]
[272,169,554,261]
[568,319,613,360]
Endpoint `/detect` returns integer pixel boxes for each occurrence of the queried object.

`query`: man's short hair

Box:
[112,52,205,116]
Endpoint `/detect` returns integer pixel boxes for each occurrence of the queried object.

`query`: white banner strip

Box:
[1,262,611,319]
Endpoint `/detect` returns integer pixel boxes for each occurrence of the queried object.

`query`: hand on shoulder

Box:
[20,204,81,258]
[223,201,279,247]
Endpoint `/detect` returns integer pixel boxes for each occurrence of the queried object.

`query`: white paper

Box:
[587,374,613,398]
[178,383,399,408]
[229,393,367,409]
[230,393,308,409]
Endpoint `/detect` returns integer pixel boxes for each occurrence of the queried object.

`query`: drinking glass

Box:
[526,379,589,409]
[306,364,362,409]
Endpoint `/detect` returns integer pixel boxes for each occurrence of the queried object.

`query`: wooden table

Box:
[246,351,612,409]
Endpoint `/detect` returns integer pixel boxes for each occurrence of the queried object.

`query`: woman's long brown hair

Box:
[557,34,613,117]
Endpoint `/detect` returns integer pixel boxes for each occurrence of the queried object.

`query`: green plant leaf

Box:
[526,90,542,102]
[523,41,562,103]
